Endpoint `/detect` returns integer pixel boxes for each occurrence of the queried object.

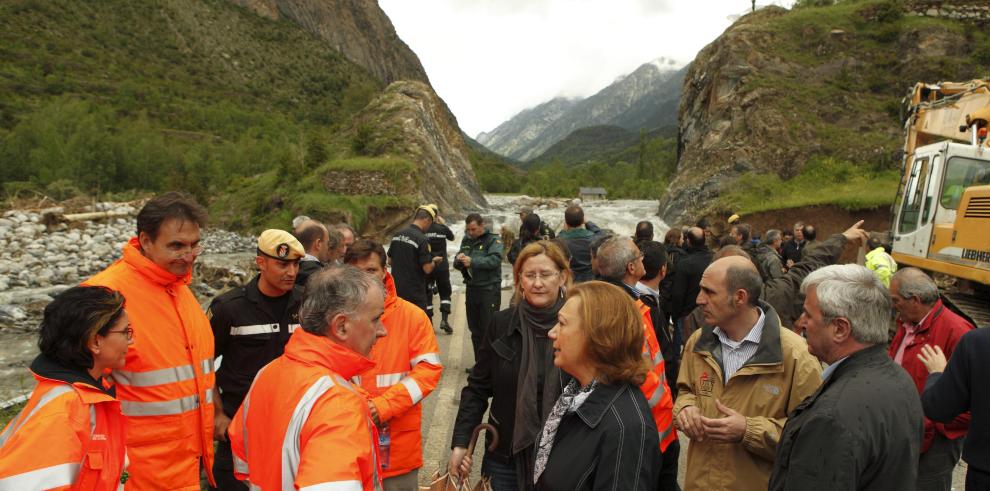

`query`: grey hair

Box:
[764,229,782,244]
[801,264,891,345]
[597,237,639,282]
[326,225,344,249]
[299,265,385,336]
[891,267,939,305]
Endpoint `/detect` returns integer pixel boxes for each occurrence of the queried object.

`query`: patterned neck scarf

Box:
[532,378,597,484]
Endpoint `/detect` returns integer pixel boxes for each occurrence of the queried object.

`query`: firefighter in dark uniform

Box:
[423,204,454,334]
[208,229,305,491]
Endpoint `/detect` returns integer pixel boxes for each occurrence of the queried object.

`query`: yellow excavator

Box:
[892,79,990,326]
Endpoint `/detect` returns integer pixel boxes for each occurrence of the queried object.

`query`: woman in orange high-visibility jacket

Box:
[344,240,443,486]
[229,265,387,491]
[0,286,130,490]
[84,196,216,491]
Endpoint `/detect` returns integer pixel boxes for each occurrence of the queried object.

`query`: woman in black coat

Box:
[532,281,659,490]
[450,241,573,491]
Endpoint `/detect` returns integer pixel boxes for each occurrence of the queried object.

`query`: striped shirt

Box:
[713,308,766,382]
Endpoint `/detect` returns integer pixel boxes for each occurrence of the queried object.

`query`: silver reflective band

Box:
[231,324,279,336]
[410,353,442,366]
[0,384,73,446]
[113,364,195,387]
[288,324,301,333]
[0,462,80,490]
[120,393,200,416]
[401,378,424,405]
[282,376,336,490]
[647,383,666,408]
[299,481,363,491]
[233,454,250,475]
[652,352,663,367]
[376,372,406,388]
[202,358,215,375]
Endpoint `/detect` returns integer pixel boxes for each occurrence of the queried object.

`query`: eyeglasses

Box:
[169,245,203,259]
[105,327,134,340]
[522,271,560,282]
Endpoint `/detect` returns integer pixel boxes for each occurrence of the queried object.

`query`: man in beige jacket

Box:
[674,256,822,490]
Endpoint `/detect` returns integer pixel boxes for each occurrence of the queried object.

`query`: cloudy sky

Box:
[379,0,794,138]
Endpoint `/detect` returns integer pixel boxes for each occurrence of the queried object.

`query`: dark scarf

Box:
[512,291,565,454]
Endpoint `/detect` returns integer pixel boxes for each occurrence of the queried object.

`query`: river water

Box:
[0,194,667,403]
[443,194,669,291]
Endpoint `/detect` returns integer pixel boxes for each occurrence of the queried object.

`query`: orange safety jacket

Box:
[0,360,126,490]
[84,238,215,490]
[355,273,443,478]
[636,299,677,452]
[229,328,384,491]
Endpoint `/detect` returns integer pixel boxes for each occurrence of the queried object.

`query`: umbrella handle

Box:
[466,423,499,454]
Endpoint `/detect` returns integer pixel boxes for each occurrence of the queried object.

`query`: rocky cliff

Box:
[349,81,488,217]
[659,1,990,226]
[228,0,429,85]
[479,59,685,162]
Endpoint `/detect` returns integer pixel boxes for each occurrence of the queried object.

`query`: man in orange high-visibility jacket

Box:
[596,236,678,490]
[228,265,388,491]
[344,239,443,489]
[84,192,216,491]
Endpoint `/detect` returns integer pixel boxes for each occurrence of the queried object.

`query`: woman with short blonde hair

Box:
[451,240,573,491]
[532,281,659,490]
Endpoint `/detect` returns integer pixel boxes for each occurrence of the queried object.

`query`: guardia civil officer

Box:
[424,204,454,334]
[208,229,305,491]
[388,205,442,312]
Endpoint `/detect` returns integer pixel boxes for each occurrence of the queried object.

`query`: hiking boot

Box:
[440,320,453,335]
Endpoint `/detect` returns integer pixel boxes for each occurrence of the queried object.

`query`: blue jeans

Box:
[482,454,520,491]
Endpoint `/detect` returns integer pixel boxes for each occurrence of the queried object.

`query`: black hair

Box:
[635,221,654,242]
[686,228,706,248]
[640,241,667,281]
[564,205,584,228]
[465,213,484,226]
[136,191,208,240]
[520,213,542,240]
[38,286,126,370]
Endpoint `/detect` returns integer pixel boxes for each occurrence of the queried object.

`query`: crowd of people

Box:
[0,192,986,491]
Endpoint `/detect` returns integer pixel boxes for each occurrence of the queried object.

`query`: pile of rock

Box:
[0,202,258,332]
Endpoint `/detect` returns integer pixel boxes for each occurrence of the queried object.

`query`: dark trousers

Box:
[466,286,500,362]
[967,465,990,491]
[481,453,520,491]
[916,433,964,491]
[210,440,247,491]
[659,439,680,491]
[427,265,453,315]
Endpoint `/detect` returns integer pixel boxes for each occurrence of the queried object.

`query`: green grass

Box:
[0,401,25,427]
[723,156,899,213]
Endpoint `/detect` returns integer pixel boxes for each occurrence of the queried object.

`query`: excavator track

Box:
[941,291,990,328]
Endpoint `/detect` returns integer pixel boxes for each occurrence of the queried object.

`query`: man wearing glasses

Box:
[85,192,218,491]
[207,229,305,490]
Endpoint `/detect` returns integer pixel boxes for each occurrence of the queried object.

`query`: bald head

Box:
[707,256,763,307]
[686,226,706,248]
[294,219,329,256]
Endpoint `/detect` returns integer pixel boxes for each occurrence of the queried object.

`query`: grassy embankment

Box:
[724,0,990,214]
[0,0,417,231]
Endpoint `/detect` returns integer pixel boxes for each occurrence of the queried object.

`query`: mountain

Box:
[0,0,484,234]
[658,1,990,226]
[529,125,678,168]
[478,58,686,162]
[229,0,430,85]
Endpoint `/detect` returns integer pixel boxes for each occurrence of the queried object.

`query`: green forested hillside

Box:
[0,0,390,226]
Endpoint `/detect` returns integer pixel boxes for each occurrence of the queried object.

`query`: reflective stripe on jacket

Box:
[636,299,677,453]
[674,301,822,491]
[84,237,215,490]
[0,373,126,490]
[354,273,442,478]
[228,329,383,491]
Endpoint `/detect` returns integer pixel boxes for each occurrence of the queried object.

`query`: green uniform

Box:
[455,229,503,361]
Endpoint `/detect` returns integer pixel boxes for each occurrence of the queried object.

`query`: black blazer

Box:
[452,306,570,461]
[534,382,659,491]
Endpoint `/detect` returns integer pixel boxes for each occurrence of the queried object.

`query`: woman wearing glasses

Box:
[450,241,572,491]
[0,286,132,490]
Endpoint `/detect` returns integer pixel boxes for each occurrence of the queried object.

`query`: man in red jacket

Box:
[889,267,973,491]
